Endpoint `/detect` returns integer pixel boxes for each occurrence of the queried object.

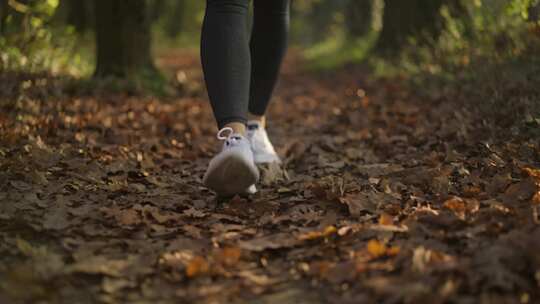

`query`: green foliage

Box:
[150,0,205,47]
[299,0,384,70]
[2,0,538,98]
[298,0,540,75]
[290,0,349,47]
[507,0,539,19]
[0,0,92,76]
[372,0,539,77]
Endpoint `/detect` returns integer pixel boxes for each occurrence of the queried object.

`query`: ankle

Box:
[247,113,266,128]
[223,122,246,136]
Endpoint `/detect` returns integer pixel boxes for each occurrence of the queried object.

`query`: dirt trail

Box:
[1,50,539,304]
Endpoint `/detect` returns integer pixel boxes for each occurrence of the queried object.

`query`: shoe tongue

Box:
[229,133,244,140]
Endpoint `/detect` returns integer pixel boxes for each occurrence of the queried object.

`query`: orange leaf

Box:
[378,213,394,226]
[532,192,540,206]
[367,240,386,258]
[185,256,209,278]
[443,197,466,219]
[217,247,242,267]
[463,185,481,197]
[523,167,540,180]
[299,225,337,241]
[386,246,401,256]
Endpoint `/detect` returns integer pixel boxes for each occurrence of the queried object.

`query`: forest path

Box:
[1,50,539,304]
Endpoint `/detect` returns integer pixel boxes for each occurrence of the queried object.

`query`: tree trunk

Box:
[0,0,9,34]
[94,0,155,78]
[529,1,540,22]
[375,0,445,54]
[345,0,374,38]
[149,0,165,22]
[66,0,93,33]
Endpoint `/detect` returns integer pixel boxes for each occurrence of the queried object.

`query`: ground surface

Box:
[1,50,540,304]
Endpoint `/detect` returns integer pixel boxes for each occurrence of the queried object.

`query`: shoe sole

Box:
[203,151,259,197]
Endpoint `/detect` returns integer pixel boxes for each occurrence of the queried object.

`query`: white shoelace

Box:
[217,127,242,147]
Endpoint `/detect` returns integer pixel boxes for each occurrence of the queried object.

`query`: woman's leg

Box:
[248,0,290,126]
[201,0,251,134]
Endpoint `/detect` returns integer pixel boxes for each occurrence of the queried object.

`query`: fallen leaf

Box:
[70,256,131,277]
[216,247,242,267]
[339,191,393,215]
[523,167,540,180]
[412,246,455,273]
[238,233,298,252]
[102,277,136,294]
[503,178,538,203]
[367,240,387,258]
[142,205,182,223]
[182,207,207,219]
[324,261,358,284]
[238,270,277,286]
[10,180,32,191]
[366,239,400,259]
[356,163,404,177]
[101,206,141,227]
[118,209,141,226]
[43,206,70,230]
[298,225,337,241]
[185,256,210,278]
[532,192,540,205]
[443,197,467,219]
[378,213,394,226]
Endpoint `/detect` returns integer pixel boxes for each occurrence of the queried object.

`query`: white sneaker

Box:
[246,121,281,164]
[203,128,260,196]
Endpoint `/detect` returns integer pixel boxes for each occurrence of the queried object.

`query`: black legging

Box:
[201,0,290,129]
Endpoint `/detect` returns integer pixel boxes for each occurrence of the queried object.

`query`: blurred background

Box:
[0,0,539,93]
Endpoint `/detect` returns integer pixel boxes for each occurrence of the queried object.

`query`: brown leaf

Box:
[142,205,182,223]
[43,206,70,230]
[470,244,529,291]
[487,173,512,195]
[365,276,430,299]
[238,233,298,252]
[118,209,141,226]
[237,270,277,286]
[10,180,32,191]
[70,256,131,277]
[355,163,404,177]
[503,178,538,203]
[412,246,455,273]
[324,261,358,284]
[101,206,141,227]
[102,278,136,294]
[339,191,393,216]
[462,185,482,198]
[29,170,48,185]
